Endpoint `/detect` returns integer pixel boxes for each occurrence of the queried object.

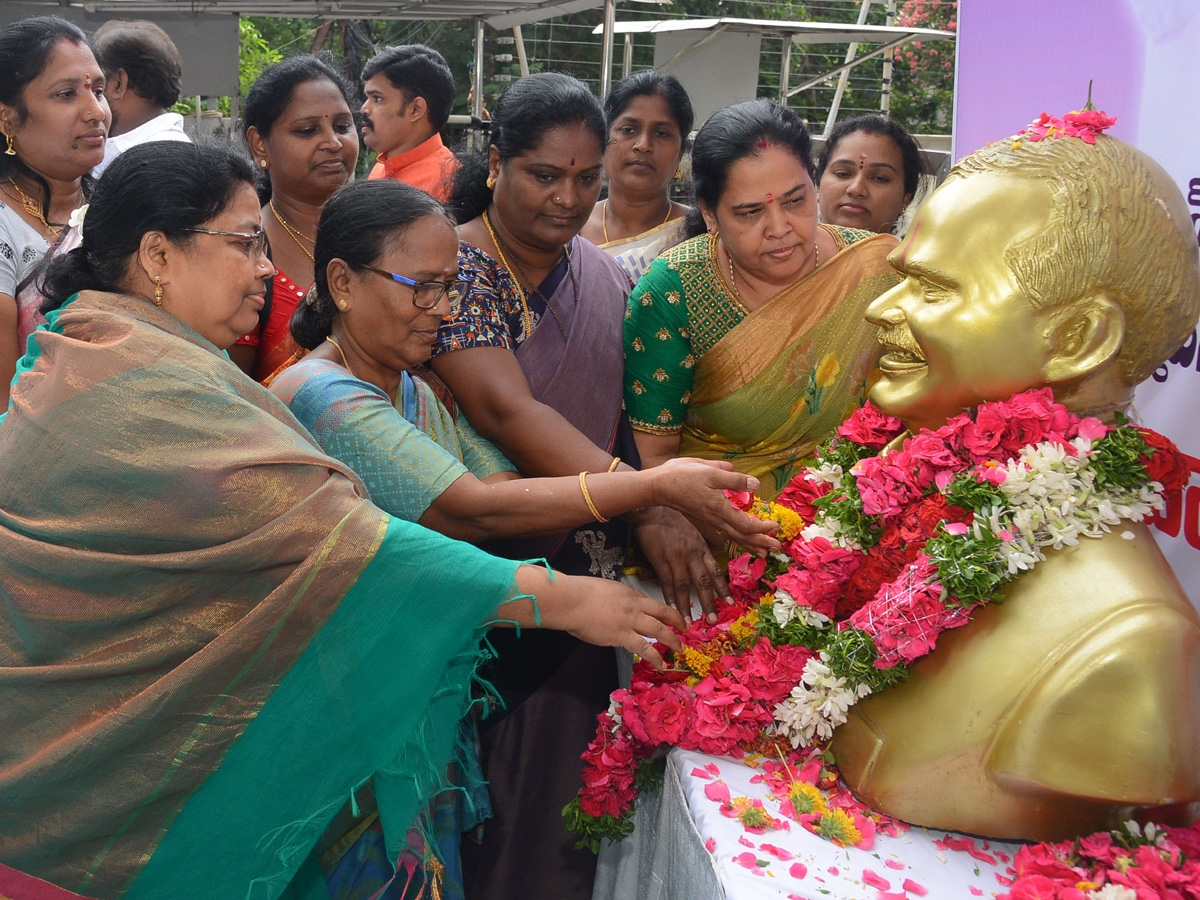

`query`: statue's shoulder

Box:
[988,524,1200,799]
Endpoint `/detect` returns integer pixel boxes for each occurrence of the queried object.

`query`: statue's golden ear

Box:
[1041,293,1125,385]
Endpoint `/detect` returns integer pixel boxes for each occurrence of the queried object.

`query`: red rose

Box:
[1138,427,1191,494]
[775,474,831,521]
[837,403,905,447]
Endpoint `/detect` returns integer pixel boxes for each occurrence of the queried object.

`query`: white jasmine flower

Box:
[68,204,88,230]
[1087,886,1137,900]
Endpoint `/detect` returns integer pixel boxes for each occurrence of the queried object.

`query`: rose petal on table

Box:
[692,767,713,780]
[877,892,908,900]
[704,837,717,853]
[827,866,839,875]
[884,859,906,870]
[705,763,721,777]
[788,863,808,880]
[903,878,928,896]
[738,835,754,848]
[704,781,731,804]
[969,887,983,896]
[759,843,795,860]
[862,869,891,890]
[994,872,1013,886]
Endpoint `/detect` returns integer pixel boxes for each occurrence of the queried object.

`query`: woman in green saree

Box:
[624,100,901,500]
[0,140,685,900]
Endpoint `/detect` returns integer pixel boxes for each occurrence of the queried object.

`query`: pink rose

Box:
[728,553,767,603]
[854,454,924,518]
[622,683,690,746]
[724,489,755,511]
[904,431,963,483]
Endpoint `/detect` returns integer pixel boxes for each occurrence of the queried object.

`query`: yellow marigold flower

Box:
[816,808,862,846]
[788,782,828,816]
[768,502,805,541]
[681,646,713,678]
[757,592,775,610]
[815,352,841,387]
[735,800,774,830]
[729,608,759,643]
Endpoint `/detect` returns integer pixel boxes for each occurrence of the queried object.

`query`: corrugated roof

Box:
[7,0,604,27]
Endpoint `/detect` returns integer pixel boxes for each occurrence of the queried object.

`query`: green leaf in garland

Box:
[1090,425,1151,492]
[824,628,907,693]
[944,470,1007,511]
[925,528,1011,608]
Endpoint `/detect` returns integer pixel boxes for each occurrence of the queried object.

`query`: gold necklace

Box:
[484,208,571,340]
[490,221,573,341]
[269,200,316,263]
[602,198,673,244]
[5,177,74,239]
[723,228,821,308]
[325,336,355,379]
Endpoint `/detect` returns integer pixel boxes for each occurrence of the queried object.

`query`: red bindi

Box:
[570,157,575,166]
[84,72,92,89]
[757,140,768,149]
[766,193,774,203]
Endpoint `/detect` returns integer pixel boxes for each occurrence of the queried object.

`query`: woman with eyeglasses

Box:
[270,177,771,899]
[0,141,696,899]
[274,179,769,556]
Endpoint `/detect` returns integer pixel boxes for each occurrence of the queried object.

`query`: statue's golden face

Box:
[866,173,1063,432]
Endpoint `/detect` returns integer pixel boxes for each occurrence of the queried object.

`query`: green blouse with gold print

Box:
[623,224,876,435]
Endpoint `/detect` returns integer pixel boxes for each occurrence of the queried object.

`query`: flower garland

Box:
[999,820,1200,899]
[564,388,1187,851]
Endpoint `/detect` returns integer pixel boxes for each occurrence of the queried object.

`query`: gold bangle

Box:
[607,457,621,473]
[579,471,609,523]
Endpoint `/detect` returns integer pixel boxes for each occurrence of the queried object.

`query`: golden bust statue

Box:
[830,130,1200,841]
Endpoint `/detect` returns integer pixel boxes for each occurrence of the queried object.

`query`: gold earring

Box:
[674,166,682,180]
[4,133,14,156]
[153,276,164,308]
[259,159,269,169]
[337,300,348,311]
[486,173,495,189]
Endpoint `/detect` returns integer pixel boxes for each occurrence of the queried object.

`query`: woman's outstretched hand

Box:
[650,458,780,555]
[504,566,685,669]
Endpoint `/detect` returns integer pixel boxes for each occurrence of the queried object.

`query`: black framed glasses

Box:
[183,228,268,258]
[360,264,470,314]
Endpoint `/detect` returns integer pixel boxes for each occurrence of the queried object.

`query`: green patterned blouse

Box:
[623,225,875,434]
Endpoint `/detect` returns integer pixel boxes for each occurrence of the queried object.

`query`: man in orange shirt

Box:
[361,44,459,201]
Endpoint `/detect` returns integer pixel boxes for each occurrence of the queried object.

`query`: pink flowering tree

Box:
[891,0,957,131]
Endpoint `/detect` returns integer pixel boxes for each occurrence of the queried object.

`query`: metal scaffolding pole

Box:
[623,33,633,78]
[822,0,872,136]
[779,35,792,104]
[881,0,896,114]
[513,25,530,77]
[472,17,484,118]
[599,0,616,97]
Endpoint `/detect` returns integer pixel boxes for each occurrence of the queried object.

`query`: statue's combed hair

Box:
[950,134,1200,384]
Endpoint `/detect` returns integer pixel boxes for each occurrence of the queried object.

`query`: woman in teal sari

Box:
[0,141,685,900]
[268,177,772,899]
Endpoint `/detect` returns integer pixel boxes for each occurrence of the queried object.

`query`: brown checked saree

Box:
[0,291,524,900]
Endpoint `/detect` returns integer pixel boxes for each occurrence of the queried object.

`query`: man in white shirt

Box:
[93,20,189,178]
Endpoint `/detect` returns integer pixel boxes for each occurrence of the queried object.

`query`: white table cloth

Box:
[594,747,1024,900]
